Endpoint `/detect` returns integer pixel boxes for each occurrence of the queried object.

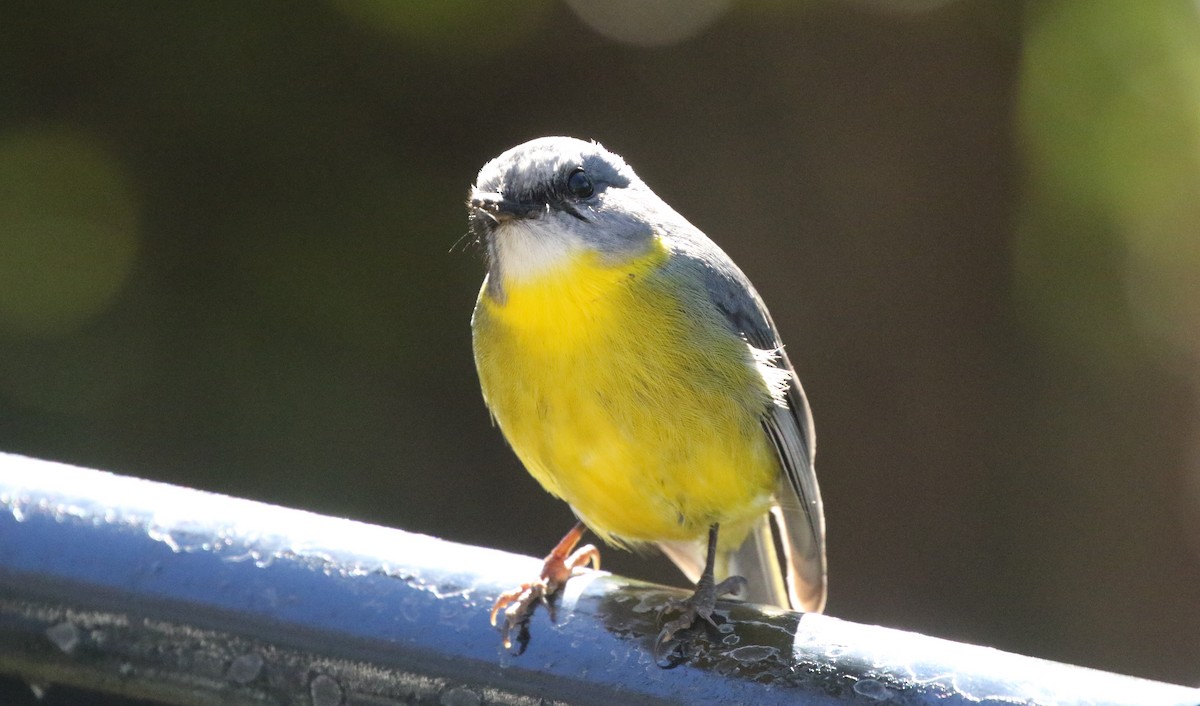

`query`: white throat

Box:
[494,219,584,283]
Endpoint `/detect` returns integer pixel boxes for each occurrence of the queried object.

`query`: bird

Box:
[467,136,826,655]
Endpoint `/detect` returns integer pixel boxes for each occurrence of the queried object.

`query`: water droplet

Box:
[260,587,280,608]
[631,593,660,613]
[45,622,80,654]
[225,652,264,684]
[439,686,481,706]
[27,682,48,699]
[401,602,421,622]
[727,644,778,663]
[147,526,181,552]
[721,634,741,646]
[310,673,343,706]
[853,678,893,701]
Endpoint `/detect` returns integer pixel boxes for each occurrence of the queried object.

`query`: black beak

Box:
[469,191,541,223]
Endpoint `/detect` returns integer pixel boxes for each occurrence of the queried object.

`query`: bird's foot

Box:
[490,525,599,652]
[655,574,747,663]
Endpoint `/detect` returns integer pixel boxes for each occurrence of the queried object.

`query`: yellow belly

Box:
[472,246,779,549]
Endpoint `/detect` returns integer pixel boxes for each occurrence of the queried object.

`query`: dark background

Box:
[3,0,1200,687]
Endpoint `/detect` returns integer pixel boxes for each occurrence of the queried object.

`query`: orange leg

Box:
[490,522,600,650]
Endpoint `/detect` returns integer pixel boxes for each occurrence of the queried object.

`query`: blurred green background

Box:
[2,0,1199,686]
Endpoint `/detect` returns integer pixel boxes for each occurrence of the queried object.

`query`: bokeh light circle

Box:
[563,0,733,47]
[0,127,141,337]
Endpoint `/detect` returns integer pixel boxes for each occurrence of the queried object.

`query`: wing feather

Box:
[672,234,827,613]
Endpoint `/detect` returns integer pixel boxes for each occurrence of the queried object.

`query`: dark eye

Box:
[566,167,594,198]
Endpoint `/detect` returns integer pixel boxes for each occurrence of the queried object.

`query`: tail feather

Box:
[724,514,788,607]
[771,501,827,613]
[657,539,703,586]
[657,496,827,613]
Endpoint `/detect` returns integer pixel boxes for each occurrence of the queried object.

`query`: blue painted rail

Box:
[0,452,1196,705]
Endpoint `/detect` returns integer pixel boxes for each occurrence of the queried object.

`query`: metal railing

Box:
[0,452,1196,705]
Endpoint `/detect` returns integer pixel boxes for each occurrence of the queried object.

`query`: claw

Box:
[655,575,746,645]
[490,581,548,651]
[489,523,599,651]
[654,525,746,665]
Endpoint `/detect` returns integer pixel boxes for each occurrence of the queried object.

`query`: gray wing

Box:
[670,234,828,613]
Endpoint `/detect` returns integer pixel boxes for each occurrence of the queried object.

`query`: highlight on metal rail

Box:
[0,452,1196,705]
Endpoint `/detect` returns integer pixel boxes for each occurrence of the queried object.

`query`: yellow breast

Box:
[472,243,778,549]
